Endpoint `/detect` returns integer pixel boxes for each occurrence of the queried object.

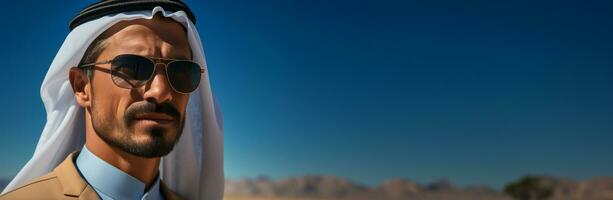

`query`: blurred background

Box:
[1,0,612,199]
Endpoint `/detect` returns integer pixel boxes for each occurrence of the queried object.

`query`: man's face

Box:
[87,17,192,158]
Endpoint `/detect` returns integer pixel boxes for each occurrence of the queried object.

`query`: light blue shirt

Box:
[76,146,165,200]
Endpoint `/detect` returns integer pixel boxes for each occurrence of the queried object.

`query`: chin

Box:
[98,127,183,158]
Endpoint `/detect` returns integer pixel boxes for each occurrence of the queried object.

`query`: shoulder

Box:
[0,173,64,199]
[0,151,93,200]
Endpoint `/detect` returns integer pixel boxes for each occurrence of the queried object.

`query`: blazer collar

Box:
[52,151,183,200]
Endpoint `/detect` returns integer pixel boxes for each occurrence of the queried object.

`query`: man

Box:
[0,1,224,200]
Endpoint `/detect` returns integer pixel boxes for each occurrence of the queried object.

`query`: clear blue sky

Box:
[0,0,612,189]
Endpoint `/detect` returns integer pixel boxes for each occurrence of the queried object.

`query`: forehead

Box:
[101,16,192,59]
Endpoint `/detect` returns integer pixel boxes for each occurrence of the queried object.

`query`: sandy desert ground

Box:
[225,197,346,200]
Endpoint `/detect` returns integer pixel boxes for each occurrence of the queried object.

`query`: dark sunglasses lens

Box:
[167,61,202,93]
[111,55,154,88]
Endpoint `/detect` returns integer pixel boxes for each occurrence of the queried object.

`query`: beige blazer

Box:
[0,152,184,200]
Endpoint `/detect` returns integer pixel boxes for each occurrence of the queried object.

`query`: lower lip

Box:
[135,118,174,125]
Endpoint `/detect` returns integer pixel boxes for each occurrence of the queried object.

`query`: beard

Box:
[89,99,185,158]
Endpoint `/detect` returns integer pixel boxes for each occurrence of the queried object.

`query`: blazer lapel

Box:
[53,151,101,200]
[78,185,101,200]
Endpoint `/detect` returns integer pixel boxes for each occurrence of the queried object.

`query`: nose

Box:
[143,63,173,103]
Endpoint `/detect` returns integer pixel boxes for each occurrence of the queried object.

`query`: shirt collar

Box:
[76,145,164,200]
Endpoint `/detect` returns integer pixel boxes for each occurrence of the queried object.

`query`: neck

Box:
[84,120,160,189]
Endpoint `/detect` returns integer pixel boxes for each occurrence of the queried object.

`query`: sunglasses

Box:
[78,54,204,94]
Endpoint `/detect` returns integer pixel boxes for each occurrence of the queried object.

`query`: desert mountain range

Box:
[2,175,613,199]
[225,175,613,200]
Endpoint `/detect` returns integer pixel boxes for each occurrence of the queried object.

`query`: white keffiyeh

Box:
[2,6,224,200]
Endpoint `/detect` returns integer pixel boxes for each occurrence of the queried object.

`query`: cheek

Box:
[115,97,131,120]
[92,77,130,120]
[174,94,190,115]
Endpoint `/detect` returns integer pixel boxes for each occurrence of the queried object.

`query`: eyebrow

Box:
[118,45,192,60]
[149,55,191,61]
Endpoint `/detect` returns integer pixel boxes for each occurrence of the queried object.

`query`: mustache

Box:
[124,101,181,124]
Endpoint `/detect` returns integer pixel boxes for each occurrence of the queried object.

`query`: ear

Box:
[69,67,91,108]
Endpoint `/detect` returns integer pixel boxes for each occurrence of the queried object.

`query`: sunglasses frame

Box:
[78,54,205,94]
